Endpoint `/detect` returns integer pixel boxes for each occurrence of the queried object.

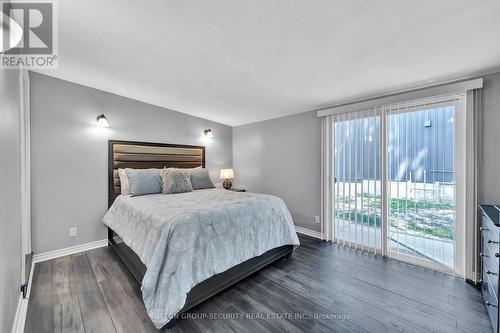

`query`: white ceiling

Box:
[38,0,500,126]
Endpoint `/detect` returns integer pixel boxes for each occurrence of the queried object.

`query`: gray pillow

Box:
[127,169,162,196]
[161,169,193,194]
[190,169,215,190]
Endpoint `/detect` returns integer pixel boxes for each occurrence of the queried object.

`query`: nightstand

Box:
[228,188,246,192]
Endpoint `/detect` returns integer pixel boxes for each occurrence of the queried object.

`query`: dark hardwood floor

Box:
[25,235,492,333]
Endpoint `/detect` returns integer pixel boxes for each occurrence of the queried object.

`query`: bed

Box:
[103,140,300,329]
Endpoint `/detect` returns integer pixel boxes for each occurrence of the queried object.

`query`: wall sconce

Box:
[96,114,109,127]
[204,128,214,138]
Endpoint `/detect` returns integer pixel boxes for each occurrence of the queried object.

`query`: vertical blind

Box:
[332,107,382,254]
[465,88,482,283]
[328,93,471,275]
[320,78,483,278]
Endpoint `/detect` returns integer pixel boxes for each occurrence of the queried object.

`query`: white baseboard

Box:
[33,239,108,263]
[12,239,108,332]
[11,254,34,333]
[294,226,325,240]
[11,294,27,333]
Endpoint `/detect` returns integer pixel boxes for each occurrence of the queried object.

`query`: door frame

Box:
[382,95,465,275]
[19,69,31,288]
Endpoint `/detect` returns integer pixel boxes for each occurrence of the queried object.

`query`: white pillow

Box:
[118,168,130,194]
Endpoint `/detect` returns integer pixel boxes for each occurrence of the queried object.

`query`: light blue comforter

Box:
[102,188,300,328]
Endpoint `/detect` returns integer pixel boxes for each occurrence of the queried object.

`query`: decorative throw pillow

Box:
[161,169,193,194]
[190,169,215,190]
[126,169,162,196]
[118,168,130,194]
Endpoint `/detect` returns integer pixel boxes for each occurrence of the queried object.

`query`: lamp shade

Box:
[96,114,109,127]
[220,169,234,179]
[204,128,214,137]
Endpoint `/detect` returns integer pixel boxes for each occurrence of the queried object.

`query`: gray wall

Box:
[29,70,500,252]
[479,72,500,204]
[30,72,233,254]
[233,111,321,232]
[0,69,22,332]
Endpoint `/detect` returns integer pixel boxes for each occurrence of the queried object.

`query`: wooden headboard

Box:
[108,140,205,206]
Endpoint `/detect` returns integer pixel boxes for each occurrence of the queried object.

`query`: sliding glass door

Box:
[332,95,463,273]
[386,100,458,272]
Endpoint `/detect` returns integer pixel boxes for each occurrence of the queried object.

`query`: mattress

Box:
[102,188,300,328]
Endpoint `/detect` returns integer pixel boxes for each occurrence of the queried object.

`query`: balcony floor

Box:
[336,221,455,268]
